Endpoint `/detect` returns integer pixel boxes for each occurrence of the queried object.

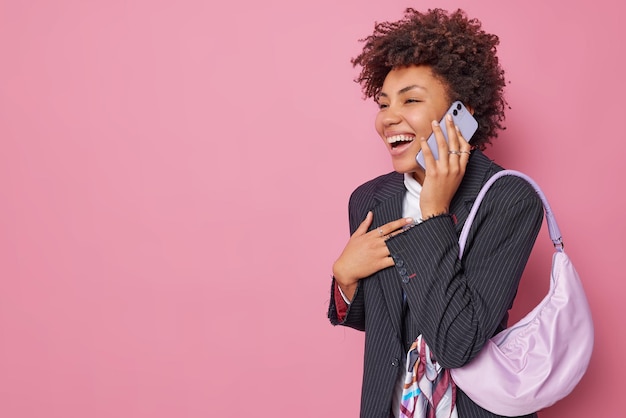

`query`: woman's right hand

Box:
[332,211,414,301]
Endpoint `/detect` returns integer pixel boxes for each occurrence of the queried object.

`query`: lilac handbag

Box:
[449,170,594,416]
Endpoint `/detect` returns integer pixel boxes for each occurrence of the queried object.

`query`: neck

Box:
[411,168,425,185]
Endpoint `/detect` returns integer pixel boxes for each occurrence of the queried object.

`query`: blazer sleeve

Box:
[327,182,375,331]
[384,175,544,369]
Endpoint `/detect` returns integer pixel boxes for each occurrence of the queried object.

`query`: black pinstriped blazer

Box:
[329,150,543,418]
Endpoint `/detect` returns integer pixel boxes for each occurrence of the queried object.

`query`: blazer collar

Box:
[449,149,498,230]
[369,149,496,229]
[372,172,405,210]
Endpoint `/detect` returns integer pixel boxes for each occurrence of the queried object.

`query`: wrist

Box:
[332,264,357,293]
[335,279,357,303]
[332,268,355,289]
[420,209,449,220]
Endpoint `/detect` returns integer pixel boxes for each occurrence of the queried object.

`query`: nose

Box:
[382,105,402,126]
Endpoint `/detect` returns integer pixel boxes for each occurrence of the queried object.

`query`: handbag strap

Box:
[458,169,563,259]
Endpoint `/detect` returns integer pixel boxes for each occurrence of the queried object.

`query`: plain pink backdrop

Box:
[0,0,622,416]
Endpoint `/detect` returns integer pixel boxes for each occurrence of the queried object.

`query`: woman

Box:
[328,8,543,418]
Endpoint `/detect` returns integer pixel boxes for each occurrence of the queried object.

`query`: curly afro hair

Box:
[351,8,507,149]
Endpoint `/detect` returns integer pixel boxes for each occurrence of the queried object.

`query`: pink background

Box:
[0,0,622,416]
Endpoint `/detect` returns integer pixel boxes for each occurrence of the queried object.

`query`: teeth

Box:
[387,134,415,144]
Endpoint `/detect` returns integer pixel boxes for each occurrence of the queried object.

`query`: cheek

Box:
[409,114,434,136]
[374,114,385,136]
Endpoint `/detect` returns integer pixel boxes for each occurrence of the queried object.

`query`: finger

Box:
[455,126,472,166]
[454,125,471,152]
[445,114,466,170]
[444,116,464,172]
[353,211,373,236]
[445,113,461,155]
[378,255,396,270]
[385,223,414,239]
[419,128,438,172]
[433,118,450,166]
[380,216,414,235]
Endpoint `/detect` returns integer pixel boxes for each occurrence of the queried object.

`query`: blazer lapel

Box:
[449,149,497,232]
[368,173,406,338]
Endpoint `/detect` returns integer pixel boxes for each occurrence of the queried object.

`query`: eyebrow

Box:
[378,84,427,98]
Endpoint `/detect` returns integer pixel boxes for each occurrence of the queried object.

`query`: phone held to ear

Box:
[416,101,478,169]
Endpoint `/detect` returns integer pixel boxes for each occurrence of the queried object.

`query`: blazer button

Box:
[399,268,407,275]
[391,358,399,367]
[396,259,404,267]
[402,276,410,284]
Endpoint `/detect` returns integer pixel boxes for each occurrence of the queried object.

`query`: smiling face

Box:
[375,65,452,181]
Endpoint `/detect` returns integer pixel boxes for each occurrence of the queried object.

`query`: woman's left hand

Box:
[418,113,472,218]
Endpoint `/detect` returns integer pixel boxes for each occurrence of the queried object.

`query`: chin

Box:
[391,159,421,174]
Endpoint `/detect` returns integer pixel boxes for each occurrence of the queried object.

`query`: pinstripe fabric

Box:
[328,150,543,418]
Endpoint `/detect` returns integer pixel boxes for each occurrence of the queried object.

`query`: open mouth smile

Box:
[387,134,415,148]
[386,134,417,156]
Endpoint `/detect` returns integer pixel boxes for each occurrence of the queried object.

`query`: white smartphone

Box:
[416,101,478,169]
